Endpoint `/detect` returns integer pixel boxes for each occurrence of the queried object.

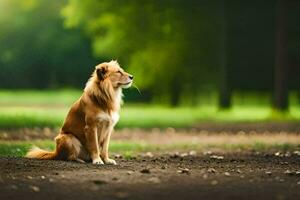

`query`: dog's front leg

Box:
[100,126,116,165]
[84,118,103,165]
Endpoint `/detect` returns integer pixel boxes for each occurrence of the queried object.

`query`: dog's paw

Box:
[104,158,117,165]
[92,158,104,165]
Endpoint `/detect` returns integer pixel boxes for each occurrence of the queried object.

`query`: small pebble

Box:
[177,168,190,174]
[148,177,161,184]
[293,150,300,156]
[210,155,224,160]
[284,152,291,157]
[274,152,281,157]
[203,151,213,155]
[170,152,180,158]
[207,168,217,173]
[224,172,230,176]
[144,152,154,158]
[265,171,272,176]
[211,180,218,185]
[180,153,188,157]
[114,154,123,159]
[127,171,134,175]
[30,185,40,192]
[284,170,294,175]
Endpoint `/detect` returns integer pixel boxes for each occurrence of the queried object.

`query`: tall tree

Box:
[273,0,288,110]
[218,0,231,109]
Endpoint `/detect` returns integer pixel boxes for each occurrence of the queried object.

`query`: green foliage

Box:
[0,0,97,89]
[1,0,299,107]
[62,0,222,104]
[0,90,300,129]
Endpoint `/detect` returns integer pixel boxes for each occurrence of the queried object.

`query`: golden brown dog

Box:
[26,61,133,165]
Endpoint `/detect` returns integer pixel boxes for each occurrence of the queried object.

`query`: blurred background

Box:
[0,0,300,132]
[1,2,300,196]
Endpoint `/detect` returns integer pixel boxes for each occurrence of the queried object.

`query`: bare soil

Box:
[2,122,300,141]
[0,122,300,144]
[1,152,300,200]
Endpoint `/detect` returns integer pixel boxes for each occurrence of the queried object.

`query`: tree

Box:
[62,0,221,105]
[218,0,231,109]
[273,0,288,110]
[0,0,97,89]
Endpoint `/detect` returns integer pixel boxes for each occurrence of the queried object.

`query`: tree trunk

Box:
[170,78,181,107]
[273,0,288,110]
[218,0,231,109]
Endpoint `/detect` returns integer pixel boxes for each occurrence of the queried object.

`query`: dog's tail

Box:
[25,146,57,160]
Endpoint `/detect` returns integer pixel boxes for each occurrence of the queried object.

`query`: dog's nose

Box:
[129,75,134,80]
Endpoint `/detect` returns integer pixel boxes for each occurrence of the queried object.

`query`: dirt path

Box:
[1,153,300,200]
[1,126,300,145]
[2,121,300,141]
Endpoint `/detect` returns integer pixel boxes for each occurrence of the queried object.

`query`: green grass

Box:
[0,140,298,157]
[0,90,300,129]
[0,89,82,106]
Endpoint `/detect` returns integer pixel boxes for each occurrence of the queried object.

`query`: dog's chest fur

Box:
[97,111,119,126]
[95,88,122,126]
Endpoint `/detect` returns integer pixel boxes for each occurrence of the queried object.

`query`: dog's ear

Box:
[96,65,108,80]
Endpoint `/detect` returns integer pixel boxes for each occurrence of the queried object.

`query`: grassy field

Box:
[0,90,300,129]
[0,139,299,157]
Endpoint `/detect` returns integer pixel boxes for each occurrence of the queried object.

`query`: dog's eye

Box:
[117,71,122,74]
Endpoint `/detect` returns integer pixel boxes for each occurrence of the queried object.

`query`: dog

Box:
[26,60,133,165]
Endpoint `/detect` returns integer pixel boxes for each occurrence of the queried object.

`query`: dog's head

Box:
[95,60,133,89]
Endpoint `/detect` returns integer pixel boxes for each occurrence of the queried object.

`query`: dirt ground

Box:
[1,152,300,200]
[2,121,300,141]
[1,123,300,200]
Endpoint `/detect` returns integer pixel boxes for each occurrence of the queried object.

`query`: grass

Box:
[0,140,147,157]
[0,90,300,129]
[1,128,299,157]
[0,140,300,159]
[0,89,82,106]
[1,90,299,158]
